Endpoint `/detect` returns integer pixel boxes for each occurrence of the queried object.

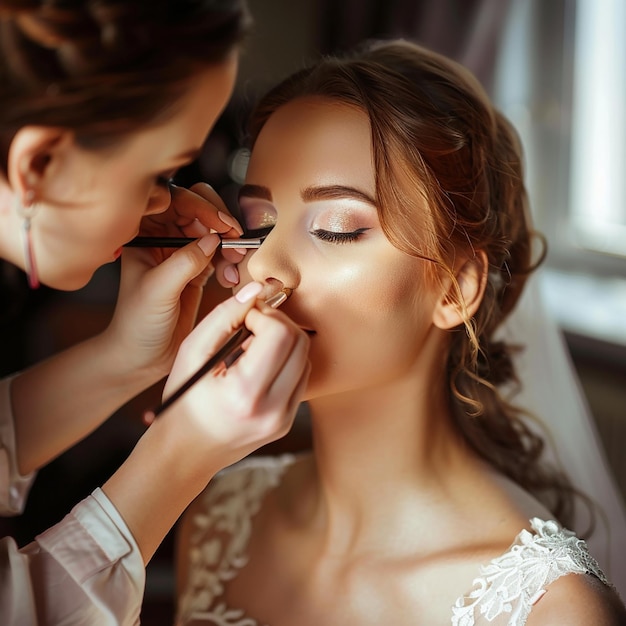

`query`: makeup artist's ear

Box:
[7,126,72,200]
[432,251,488,330]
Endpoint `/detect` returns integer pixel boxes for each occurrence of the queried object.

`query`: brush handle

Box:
[124,236,262,248]
[151,326,251,418]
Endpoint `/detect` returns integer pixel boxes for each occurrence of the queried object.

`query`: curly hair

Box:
[0,0,251,171]
[246,39,582,527]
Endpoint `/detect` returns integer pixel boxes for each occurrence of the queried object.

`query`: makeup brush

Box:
[124,236,263,249]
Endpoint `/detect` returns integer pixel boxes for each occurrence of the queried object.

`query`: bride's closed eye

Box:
[311,227,370,244]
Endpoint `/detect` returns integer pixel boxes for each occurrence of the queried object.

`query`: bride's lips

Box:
[292,321,316,336]
[267,293,315,335]
[281,308,315,336]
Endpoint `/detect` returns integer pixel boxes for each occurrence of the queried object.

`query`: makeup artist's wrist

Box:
[102,421,223,562]
[143,409,232,481]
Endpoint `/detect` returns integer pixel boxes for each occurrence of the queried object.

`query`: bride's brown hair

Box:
[247,39,580,526]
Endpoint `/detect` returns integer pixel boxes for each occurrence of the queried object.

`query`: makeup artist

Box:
[0,1,309,624]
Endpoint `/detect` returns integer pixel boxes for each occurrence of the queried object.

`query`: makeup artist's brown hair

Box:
[0,0,251,174]
[246,39,581,527]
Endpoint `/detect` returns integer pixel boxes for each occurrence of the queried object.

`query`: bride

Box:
[175,39,626,625]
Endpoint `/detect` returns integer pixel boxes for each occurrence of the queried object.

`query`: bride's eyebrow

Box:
[238,183,377,207]
[301,184,377,206]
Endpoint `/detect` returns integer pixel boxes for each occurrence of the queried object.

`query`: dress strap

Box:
[452,518,609,625]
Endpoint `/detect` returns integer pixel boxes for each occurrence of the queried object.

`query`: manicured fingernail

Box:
[218,210,243,235]
[224,264,239,285]
[235,281,263,303]
[197,233,219,256]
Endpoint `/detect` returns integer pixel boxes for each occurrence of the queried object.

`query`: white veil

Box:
[499,272,626,597]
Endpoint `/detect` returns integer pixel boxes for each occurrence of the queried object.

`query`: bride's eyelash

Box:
[311,227,370,244]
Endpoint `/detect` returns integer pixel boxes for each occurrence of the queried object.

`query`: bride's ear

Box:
[432,251,488,330]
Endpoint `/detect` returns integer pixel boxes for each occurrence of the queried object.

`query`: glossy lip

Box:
[283,309,316,336]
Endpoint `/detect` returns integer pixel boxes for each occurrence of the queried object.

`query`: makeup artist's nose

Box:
[244,227,300,292]
[144,184,171,216]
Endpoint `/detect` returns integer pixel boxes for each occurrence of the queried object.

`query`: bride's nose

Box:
[243,227,300,294]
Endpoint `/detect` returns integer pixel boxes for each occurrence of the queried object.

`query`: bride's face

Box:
[237,96,442,400]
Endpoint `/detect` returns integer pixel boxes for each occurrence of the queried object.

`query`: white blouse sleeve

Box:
[0,375,36,515]
[0,488,146,626]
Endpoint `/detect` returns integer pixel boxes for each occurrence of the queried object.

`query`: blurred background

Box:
[1,0,624,623]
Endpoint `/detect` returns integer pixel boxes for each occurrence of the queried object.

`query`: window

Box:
[569,0,626,260]
[493,0,626,346]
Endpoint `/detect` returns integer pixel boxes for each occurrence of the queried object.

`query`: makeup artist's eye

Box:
[311,228,370,244]
[156,170,177,187]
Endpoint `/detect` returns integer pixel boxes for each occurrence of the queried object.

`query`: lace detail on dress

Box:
[452,517,609,626]
[177,454,295,626]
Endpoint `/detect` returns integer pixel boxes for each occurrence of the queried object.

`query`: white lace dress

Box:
[177,455,610,626]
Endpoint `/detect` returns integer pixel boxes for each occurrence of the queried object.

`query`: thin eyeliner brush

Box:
[124,236,263,249]
[144,288,292,421]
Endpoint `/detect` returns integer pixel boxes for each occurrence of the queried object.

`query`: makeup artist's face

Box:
[237,97,442,399]
[32,57,237,290]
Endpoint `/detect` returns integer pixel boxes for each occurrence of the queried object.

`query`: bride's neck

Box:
[303,380,472,551]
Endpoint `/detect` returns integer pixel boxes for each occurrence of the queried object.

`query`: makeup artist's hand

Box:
[101,284,308,565]
[156,281,310,471]
[100,184,247,386]
[140,182,245,286]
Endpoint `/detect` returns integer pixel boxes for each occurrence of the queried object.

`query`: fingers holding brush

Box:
[137,182,246,286]
[160,281,264,402]
[154,283,310,470]
[214,302,309,449]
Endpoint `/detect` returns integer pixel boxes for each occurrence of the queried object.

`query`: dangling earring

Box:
[16,190,40,289]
